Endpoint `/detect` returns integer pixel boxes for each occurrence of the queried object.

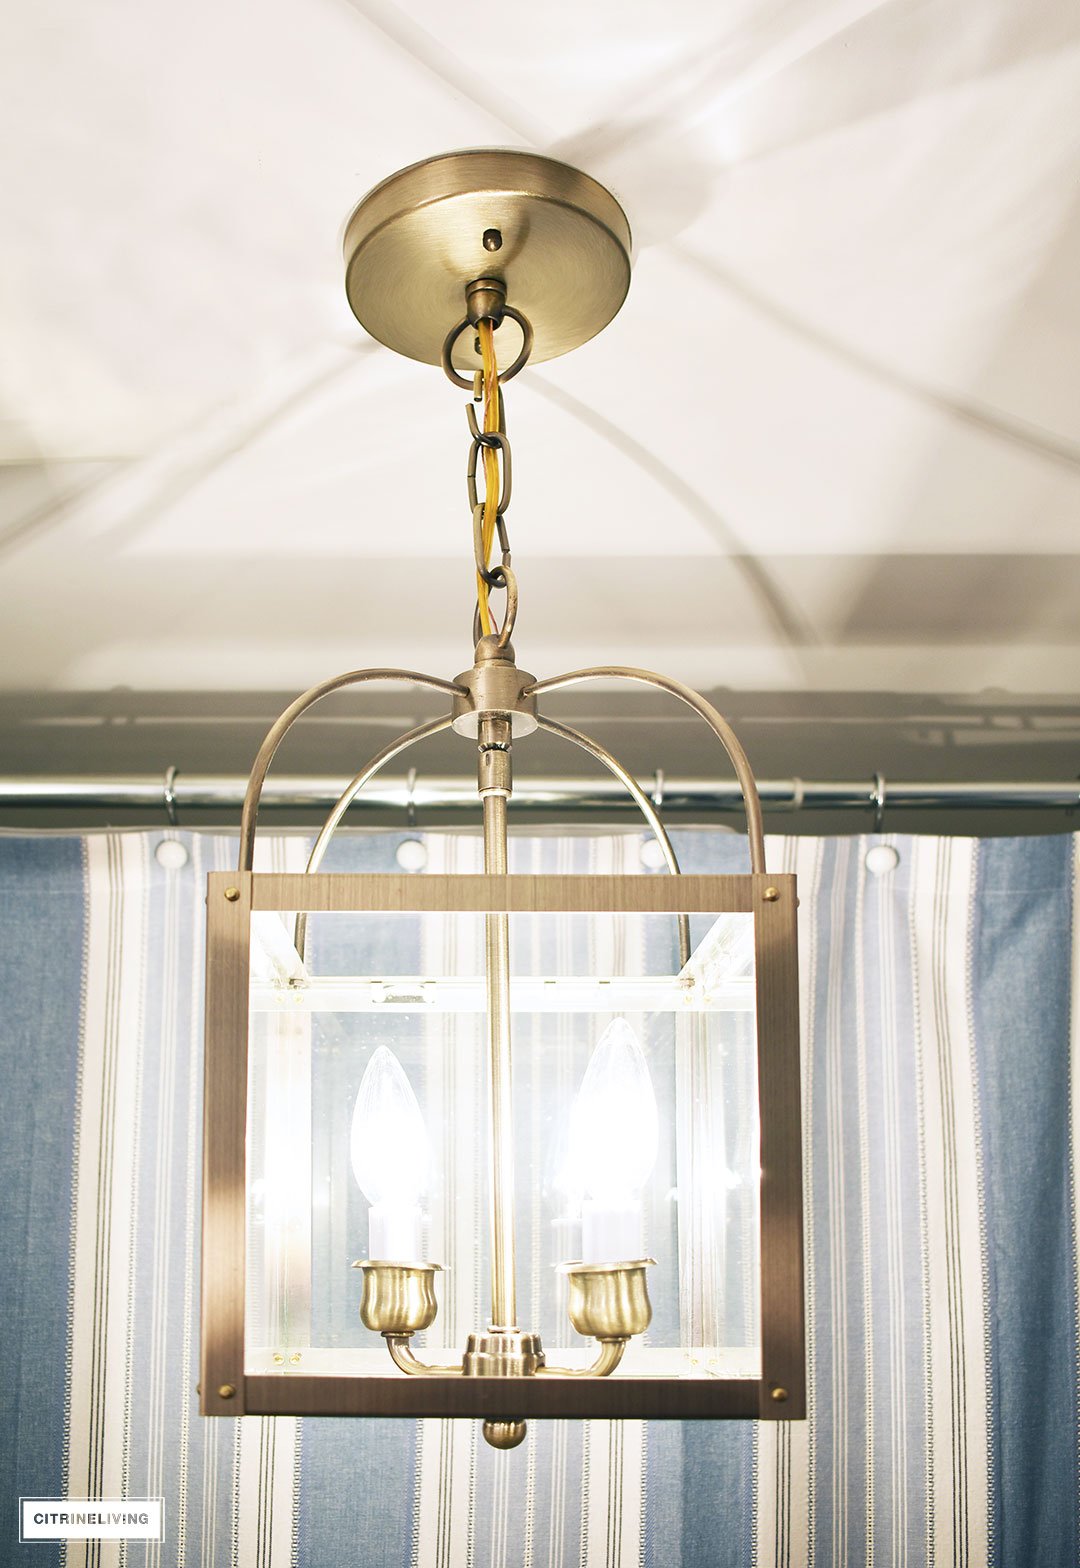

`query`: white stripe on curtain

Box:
[64,835,148,1567]
[910,840,990,1568]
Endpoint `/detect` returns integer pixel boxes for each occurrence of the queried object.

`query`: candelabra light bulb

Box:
[567,1019,659,1263]
[351,1046,431,1262]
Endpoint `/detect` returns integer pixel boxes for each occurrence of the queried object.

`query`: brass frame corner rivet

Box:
[218,1383,236,1399]
[770,1385,789,1402]
[763,886,780,902]
[224,886,241,902]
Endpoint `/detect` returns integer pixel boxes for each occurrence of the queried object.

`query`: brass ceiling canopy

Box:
[342,148,632,372]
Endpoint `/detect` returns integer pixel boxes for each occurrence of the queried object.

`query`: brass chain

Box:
[441,297,534,647]
[468,319,516,646]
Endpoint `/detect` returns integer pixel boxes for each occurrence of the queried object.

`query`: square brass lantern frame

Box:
[200,867,805,1424]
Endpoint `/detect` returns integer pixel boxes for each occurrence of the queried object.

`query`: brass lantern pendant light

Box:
[201,149,805,1451]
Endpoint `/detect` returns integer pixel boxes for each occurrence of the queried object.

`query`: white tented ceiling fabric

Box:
[2,0,1078,696]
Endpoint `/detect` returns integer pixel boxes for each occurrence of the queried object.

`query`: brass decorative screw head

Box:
[218,1383,236,1399]
[224,886,241,902]
[770,1385,789,1403]
[763,886,780,902]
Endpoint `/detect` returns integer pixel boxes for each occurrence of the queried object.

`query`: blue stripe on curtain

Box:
[0,837,86,1567]
[971,836,1078,1567]
[643,1395,755,1565]
[297,1420,417,1567]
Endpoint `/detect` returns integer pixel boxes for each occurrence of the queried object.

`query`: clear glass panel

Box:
[245,901,760,1379]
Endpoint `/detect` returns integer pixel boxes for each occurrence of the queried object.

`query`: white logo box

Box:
[20,1499,164,1541]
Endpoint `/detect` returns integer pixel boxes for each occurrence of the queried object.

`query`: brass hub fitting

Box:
[452,637,538,738]
[466,276,507,328]
[462,1329,546,1377]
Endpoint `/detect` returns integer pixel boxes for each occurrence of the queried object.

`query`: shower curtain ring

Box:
[872,772,886,835]
[164,765,180,827]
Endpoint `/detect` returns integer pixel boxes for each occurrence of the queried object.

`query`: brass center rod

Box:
[480,723,517,1330]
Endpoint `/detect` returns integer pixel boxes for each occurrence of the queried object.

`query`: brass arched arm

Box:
[537,1339,627,1378]
[384,1335,465,1377]
[537,716,690,969]
[528,668,766,874]
[293,715,454,962]
[237,669,463,871]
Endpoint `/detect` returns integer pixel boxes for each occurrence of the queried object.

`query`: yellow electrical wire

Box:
[476,318,500,636]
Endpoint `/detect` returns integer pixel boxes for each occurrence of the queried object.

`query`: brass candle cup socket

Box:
[557,1258,656,1340]
[354,1260,443,1334]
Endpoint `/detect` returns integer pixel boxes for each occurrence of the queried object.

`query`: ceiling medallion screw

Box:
[482,228,503,252]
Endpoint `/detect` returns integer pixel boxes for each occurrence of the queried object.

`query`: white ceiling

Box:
[2,0,1079,710]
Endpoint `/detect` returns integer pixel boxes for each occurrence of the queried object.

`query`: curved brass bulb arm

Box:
[537,1339,627,1378]
[237,669,464,871]
[527,668,766,874]
[384,1335,626,1379]
[536,715,690,969]
[384,1335,465,1377]
[294,715,454,961]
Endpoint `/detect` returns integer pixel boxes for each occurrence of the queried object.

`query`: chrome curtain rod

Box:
[0,774,1077,816]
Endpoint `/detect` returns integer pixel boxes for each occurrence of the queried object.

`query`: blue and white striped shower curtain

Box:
[1,828,1077,1566]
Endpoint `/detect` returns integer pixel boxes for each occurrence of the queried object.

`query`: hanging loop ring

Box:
[440,306,534,390]
[492,564,518,650]
[473,562,518,647]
